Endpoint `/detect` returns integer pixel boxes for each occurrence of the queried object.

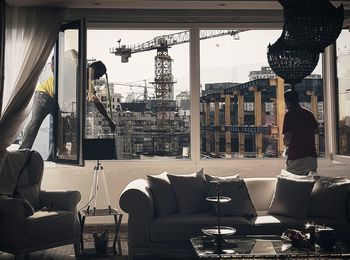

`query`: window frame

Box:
[332,26,350,164]
[53,19,86,165]
[52,21,349,166]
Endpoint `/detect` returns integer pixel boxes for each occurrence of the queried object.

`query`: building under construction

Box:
[84,66,324,160]
[85,90,190,159]
[201,76,324,159]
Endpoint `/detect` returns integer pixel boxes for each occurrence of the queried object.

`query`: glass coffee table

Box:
[191,235,350,259]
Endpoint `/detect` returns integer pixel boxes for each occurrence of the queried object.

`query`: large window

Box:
[86,29,190,160]
[17,27,330,162]
[336,29,350,156]
[200,29,324,159]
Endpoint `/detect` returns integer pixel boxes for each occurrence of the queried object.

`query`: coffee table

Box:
[191,235,350,259]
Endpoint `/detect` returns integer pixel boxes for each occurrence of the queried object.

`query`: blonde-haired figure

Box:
[20,56,67,157]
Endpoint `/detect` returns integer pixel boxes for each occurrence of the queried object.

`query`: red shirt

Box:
[282,107,318,160]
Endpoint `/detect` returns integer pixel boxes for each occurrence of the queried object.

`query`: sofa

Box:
[119,171,350,259]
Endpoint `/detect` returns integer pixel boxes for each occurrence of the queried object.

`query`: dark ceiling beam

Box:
[65,9,284,25]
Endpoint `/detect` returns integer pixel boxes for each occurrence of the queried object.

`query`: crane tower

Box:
[151,45,176,129]
[110,29,246,129]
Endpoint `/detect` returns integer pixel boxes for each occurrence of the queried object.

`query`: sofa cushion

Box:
[309,176,350,221]
[147,172,177,217]
[267,177,315,219]
[167,169,210,214]
[24,210,76,238]
[206,174,257,218]
[151,212,250,242]
[250,213,306,235]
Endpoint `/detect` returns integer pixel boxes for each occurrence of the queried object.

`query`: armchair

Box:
[0,150,81,259]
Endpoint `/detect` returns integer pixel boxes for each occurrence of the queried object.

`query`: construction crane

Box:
[114,80,155,102]
[109,30,244,63]
[110,29,246,129]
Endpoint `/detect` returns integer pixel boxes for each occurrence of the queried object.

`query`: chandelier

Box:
[267,0,344,86]
[267,32,320,86]
[280,0,344,52]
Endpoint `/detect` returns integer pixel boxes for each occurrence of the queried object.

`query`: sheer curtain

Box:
[0,0,5,116]
[0,6,64,151]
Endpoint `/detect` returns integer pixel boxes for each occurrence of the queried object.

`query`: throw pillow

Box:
[268,177,315,219]
[205,174,257,218]
[278,169,315,181]
[167,169,209,214]
[313,175,348,183]
[309,176,350,221]
[15,184,41,210]
[147,172,178,217]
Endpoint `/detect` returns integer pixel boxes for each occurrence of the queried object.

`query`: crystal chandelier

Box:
[267,0,344,86]
[267,30,320,86]
[281,0,344,52]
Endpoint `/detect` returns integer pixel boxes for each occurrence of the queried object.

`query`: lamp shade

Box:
[267,35,319,85]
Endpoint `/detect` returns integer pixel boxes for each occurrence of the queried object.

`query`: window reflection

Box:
[336,29,350,156]
[57,30,79,160]
[200,30,324,159]
[85,29,190,160]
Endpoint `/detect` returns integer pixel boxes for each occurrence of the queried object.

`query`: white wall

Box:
[41,158,350,224]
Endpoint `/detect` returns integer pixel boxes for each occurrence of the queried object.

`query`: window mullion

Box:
[323,44,337,160]
[190,27,201,164]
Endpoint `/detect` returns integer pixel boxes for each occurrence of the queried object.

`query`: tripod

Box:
[86,159,112,215]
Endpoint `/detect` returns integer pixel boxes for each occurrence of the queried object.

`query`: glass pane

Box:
[200,29,324,159]
[336,29,350,156]
[56,29,79,160]
[86,29,190,160]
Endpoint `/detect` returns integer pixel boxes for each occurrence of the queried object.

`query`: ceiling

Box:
[3,0,349,9]
[4,0,350,26]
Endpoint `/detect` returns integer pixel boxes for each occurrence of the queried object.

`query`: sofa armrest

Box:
[0,195,25,221]
[0,195,25,245]
[40,190,81,212]
[119,179,154,248]
[347,194,350,223]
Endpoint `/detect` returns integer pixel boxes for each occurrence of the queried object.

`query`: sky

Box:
[337,29,350,55]
[86,29,323,100]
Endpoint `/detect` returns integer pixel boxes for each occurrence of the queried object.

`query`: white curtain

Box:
[0,6,64,151]
[0,1,5,114]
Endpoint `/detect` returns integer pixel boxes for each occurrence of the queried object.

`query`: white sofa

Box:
[119,177,350,259]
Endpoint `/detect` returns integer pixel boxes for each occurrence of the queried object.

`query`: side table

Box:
[78,208,123,256]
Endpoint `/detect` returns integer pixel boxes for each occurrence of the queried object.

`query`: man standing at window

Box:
[282,89,319,175]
